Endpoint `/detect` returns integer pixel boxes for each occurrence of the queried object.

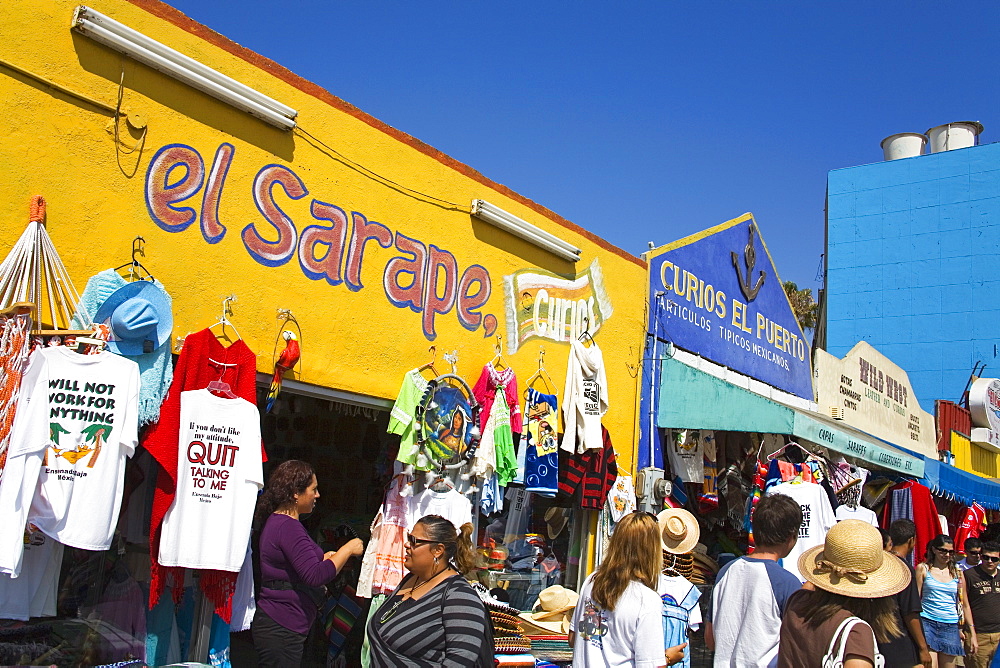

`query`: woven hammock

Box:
[0,196,91,333]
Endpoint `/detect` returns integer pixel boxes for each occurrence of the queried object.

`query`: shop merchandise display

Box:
[665,429,705,484]
[0,529,63,621]
[388,369,430,469]
[881,480,941,568]
[521,389,559,496]
[0,309,31,475]
[561,338,607,453]
[157,389,264,571]
[0,346,140,575]
[473,364,522,445]
[765,480,837,582]
[954,501,986,553]
[143,327,262,622]
[558,425,618,510]
[77,271,175,426]
[404,485,473,530]
[835,503,879,526]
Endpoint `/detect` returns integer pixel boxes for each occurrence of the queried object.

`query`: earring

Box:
[434,556,439,564]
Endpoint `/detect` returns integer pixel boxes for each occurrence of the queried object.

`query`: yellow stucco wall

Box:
[0,0,647,472]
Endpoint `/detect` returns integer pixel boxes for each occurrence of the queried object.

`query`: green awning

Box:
[657,356,795,433]
[656,356,924,476]
[790,410,924,477]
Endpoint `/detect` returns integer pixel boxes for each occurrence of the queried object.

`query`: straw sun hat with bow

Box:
[798,519,910,598]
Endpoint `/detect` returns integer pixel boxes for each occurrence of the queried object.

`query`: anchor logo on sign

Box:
[731,223,766,301]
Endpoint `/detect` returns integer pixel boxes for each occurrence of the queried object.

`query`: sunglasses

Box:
[968,551,982,556]
[982,555,1000,563]
[406,534,440,548]
[936,547,955,554]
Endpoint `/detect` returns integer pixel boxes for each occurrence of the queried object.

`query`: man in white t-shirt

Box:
[707,494,803,667]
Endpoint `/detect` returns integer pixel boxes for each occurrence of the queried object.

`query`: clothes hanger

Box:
[417,345,440,379]
[489,335,507,371]
[767,440,817,462]
[206,358,238,399]
[578,318,595,347]
[113,236,154,283]
[524,346,557,397]
[208,295,242,342]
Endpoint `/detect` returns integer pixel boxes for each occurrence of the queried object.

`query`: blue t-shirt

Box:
[709,556,801,667]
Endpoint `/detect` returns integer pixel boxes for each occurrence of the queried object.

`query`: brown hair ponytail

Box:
[415,515,479,575]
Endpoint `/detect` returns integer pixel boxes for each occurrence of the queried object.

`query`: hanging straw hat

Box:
[798,519,911,598]
[657,508,700,555]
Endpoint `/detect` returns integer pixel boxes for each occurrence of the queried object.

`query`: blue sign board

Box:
[646,213,813,400]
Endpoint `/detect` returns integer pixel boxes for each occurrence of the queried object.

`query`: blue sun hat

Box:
[94,280,173,355]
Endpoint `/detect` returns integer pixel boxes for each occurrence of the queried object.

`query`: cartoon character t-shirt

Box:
[570,572,666,668]
[158,390,263,572]
[0,347,139,576]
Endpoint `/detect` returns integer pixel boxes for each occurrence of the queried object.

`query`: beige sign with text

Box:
[814,342,936,458]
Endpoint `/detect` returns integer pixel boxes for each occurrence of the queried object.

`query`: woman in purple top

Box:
[251,460,364,666]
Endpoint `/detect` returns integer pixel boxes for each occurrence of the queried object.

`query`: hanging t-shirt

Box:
[766,481,837,582]
[388,370,430,469]
[0,347,139,576]
[608,474,637,523]
[835,504,879,526]
[405,487,472,531]
[954,502,986,553]
[570,572,666,668]
[0,529,63,621]
[561,339,608,453]
[523,389,559,496]
[665,429,704,484]
[659,574,702,668]
[158,390,264,572]
[702,430,718,497]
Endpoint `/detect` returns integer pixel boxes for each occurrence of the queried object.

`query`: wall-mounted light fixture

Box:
[471,199,581,262]
[71,6,298,130]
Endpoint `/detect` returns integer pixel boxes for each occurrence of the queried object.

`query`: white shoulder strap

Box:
[822,616,884,668]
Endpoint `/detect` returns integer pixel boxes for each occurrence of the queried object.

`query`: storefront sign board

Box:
[813,342,937,458]
[645,213,812,399]
[969,378,1000,431]
[502,259,613,354]
[792,411,925,476]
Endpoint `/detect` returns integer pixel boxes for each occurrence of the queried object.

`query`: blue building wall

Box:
[826,142,1000,413]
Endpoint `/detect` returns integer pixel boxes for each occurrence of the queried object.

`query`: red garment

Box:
[882,480,941,566]
[558,426,618,509]
[954,503,986,554]
[144,328,264,622]
[472,365,522,436]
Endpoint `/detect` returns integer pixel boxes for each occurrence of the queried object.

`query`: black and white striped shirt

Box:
[367,574,493,667]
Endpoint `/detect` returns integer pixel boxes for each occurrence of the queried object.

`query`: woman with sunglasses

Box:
[916,534,977,667]
[252,460,365,666]
[367,514,493,667]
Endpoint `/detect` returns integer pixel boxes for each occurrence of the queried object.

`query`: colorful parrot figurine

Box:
[266,331,301,413]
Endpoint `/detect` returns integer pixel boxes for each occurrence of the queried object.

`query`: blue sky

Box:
[165,1,1000,291]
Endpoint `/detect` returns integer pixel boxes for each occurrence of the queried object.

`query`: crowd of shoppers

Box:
[247,459,1000,668]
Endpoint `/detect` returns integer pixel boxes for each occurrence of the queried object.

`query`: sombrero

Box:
[798,519,911,599]
[657,508,700,555]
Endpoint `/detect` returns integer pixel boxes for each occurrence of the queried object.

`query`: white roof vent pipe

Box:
[881,133,927,160]
[926,122,984,153]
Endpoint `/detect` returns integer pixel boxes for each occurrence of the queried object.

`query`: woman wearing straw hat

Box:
[568,512,687,667]
[915,534,976,668]
[778,519,911,667]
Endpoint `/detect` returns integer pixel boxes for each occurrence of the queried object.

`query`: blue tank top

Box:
[921,570,960,623]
